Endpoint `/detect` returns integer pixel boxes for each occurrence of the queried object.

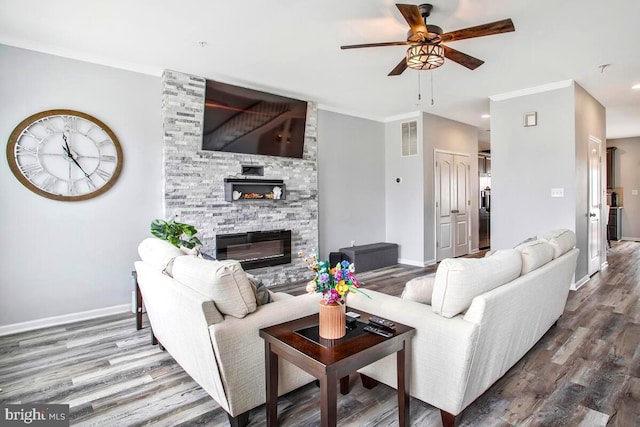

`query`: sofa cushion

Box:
[515,240,555,274]
[172,256,257,318]
[431,249,522,318]
[538,229,576,258]
[402,274,435,304]
[246,274,272,305]
[138,237,185,276]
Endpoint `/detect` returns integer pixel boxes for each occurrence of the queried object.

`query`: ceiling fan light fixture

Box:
[406,44,444,70]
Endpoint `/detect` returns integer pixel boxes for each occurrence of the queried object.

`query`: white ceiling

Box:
[1,0,639,142]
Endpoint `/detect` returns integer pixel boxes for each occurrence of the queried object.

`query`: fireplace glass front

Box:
[216,230,292,270]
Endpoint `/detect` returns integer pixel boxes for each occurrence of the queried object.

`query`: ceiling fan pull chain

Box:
[417,71,422,102]
[430,71,435,105]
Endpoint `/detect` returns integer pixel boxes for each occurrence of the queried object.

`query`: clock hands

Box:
[62,133,95,184]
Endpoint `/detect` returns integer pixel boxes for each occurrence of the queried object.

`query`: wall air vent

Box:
[401,120,418,157]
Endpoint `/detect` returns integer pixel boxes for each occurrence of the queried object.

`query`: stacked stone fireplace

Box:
[161,70,318,286]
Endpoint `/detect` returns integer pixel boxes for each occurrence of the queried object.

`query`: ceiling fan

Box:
[341,3,515,76]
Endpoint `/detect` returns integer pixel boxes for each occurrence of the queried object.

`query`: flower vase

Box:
[318,300,346,339]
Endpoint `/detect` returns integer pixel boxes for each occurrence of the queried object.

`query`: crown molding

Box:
[317,103,386,122]
[489,80,574,102]
[384,111,421,123]
[0,39,162,76]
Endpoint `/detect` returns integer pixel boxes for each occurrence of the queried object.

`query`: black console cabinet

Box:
[608,207,622,241]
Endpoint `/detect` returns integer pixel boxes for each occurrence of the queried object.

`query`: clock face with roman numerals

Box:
[6,109,123,201]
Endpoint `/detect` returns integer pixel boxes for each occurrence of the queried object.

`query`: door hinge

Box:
[436,201,439,208]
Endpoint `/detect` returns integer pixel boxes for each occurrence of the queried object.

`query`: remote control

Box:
[346,311,360,319]
[369,316,395,330]
[364,325,393,338]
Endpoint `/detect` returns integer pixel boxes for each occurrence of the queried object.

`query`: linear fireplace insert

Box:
[215,229,292,270]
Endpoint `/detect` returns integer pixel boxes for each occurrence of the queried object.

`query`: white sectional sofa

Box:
[134,237,320,427]
[347,229,579,427]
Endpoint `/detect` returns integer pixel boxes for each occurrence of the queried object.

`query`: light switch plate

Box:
[632,189,638,196]
[551,188,564,198]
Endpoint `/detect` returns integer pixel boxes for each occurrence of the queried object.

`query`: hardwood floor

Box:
[1,242,638,426]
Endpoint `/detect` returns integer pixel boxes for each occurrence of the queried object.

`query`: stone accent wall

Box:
[161,69,318,286]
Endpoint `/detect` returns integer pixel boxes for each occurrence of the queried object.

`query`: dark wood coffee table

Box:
[259,308,415,427]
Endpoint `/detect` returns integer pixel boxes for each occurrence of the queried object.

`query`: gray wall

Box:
[491,81,606,282]
[317,110,386,260]
[423,113,479,261]
[0,45,162,326]
[384,116,425,264]
[491,85,576,247]
[607,137,640,239]
[384,113,479,265]
[574,83,607,277]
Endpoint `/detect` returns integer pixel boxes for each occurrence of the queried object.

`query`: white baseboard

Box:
[621,236,640,241]
[571,274,590,291]
[0,304,131,337]
[398,258,437,267]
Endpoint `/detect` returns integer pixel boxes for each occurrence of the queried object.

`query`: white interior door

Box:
[588,136,602,275]
[436,152,470,261]
[436,152,454,261]
[453,155,470,257]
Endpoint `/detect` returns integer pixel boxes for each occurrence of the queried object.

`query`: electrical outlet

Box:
[632,189,638,196]
[551,188,564,198]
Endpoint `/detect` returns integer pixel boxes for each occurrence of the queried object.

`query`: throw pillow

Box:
[402,274,436,305]
[138,237,185,276]
[431,249,522,318]
[246,274,272,305]
[538,229,576,258]
[179,246,200,256]
[172,256,257,318]
[514,240,554,274]
[201,252,216,261]
[514,236,537,247]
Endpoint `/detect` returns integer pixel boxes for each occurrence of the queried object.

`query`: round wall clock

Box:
[6,109,123,201]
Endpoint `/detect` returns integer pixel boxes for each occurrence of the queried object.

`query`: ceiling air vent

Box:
[401,120,418,157]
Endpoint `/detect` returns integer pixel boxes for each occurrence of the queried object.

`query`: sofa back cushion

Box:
[514,240,555,275]
[431,249,522,318]
[402,274,436,305]
[138,237,185,276]
[172,257,257,318]
[538,229,576,259]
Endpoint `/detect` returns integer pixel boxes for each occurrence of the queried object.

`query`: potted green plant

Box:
[150,217,202,252]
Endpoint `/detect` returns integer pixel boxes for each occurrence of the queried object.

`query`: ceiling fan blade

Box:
[442,45,484,70]
[396,4,427,37]
[440,18,515,43]
[388,57,408,76]
[341,41,411,50]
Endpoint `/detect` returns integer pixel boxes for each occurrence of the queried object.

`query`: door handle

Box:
[451,210,459,214]
[589,213,596,217]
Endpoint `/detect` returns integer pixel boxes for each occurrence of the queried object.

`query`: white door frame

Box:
[587,135,602,276]
[434,149,471,261]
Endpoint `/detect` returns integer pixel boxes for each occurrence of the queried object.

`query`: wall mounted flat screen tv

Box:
[202,79,308,159]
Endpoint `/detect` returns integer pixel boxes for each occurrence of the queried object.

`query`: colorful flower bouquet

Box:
[300,251,369,304]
